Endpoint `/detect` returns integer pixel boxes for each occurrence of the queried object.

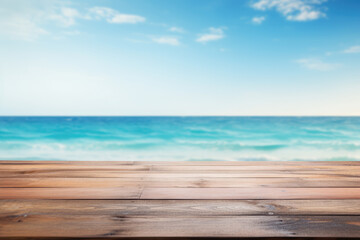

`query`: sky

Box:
[0,0,360,116]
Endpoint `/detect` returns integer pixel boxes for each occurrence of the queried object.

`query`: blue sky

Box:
[0,0,359,115]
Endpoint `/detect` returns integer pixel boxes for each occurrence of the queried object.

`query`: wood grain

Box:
[2,177,360,188]
[1,215,359,237]
[1,160,360,239]
[0,188,141,199]
[2,199,360,216]
[2,160,360,165]
[2,163,360,171]
[2,170,359,178]
[141,187,360,200]
[2,187,360,200]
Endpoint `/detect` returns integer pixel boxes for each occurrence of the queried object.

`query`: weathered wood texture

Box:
[0,161,359,238]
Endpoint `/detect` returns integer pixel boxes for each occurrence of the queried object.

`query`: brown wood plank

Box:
[0,238,352,240]
[0,188,141,199]
[0,165,151,171]
[2,160,360,166]
[0,171,148,178]
[141,188,360,200]
[1,199,360,216]
[0,238,350,240]
[136,161,360,166]
[2,177,360,188]
[1,215,359,238]
[5,187,360,200]
[2,163,360,171]
[0,178,144,188]
[0,161,135,165]
[151,165,360,171]
[1,161,360,238]
[1,171,358,178]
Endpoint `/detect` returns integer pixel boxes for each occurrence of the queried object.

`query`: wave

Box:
[3,138,360,152]
[2,147,360,162]
[1,116,360,161]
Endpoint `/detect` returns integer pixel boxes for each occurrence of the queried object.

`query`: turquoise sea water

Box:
[1,117,360,161]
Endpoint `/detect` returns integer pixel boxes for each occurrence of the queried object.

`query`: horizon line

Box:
[1,115,360,117]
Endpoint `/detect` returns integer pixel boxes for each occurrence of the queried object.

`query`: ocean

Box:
[0,117,360,161]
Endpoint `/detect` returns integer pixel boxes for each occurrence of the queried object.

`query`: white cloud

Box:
[169,27,185,33]
[153,37,180,46]
[196,27,225,43]
[0,2,146,41]
[0,2,84,41]
[88,7,113,19]
[251,0,327,21]
[343,45,360,54]
[252,16,266,24]
[0,1,50,41]
[89,7,145,24]
[110,14,145,24]
[296,58,340,71]
[49,7,80,27]
[0,16,48,41]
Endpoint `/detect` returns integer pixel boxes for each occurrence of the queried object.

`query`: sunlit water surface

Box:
[1,117,360,161]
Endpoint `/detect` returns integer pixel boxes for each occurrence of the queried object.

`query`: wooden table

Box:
[1,161,360,239]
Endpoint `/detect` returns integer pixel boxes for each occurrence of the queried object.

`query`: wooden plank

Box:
[1,161,360,238]
[151,165,360,171]
[2,160,360,166]
[0,238,349,240]
[1,177,360,188]
[0,165,151,171]
[135,161,360,166]
[0,188,141,199]
[0,171,148,178]
[5,187,360,200]
[2,163,360,171]
[0,238,352,240]
[141,188,360,200]
[0,161,135,165]
[2,169,359,176]
[0,215,359,237]
[1,171,358,178]
[1,200,360,216]
[0,178,144,188]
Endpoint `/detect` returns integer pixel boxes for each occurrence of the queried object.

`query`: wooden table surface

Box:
[0,160,360,239]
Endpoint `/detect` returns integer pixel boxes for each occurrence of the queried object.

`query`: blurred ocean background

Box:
[1,117,360,161]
